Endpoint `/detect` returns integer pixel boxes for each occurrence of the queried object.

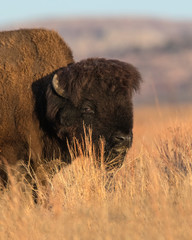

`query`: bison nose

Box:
[112,131,132,145]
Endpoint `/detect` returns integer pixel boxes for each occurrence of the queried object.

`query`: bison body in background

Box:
[0,29,141,186]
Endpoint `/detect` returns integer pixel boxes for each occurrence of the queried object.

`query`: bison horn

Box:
[52,74,66,98]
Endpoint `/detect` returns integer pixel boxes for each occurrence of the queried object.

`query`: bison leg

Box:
[0,155,10,189]
[0,165,8,189]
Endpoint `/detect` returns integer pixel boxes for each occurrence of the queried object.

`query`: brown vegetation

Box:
[0,104,192,239]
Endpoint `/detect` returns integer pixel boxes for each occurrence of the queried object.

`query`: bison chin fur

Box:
[64,127,129,172]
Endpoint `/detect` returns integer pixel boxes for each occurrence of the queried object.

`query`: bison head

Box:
[46,58,142,169]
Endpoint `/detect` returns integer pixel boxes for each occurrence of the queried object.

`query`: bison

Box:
[0,29,142,187]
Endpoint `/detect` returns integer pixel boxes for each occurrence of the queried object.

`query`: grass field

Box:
[0,104,192,240]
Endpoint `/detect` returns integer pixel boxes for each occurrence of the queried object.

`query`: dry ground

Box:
[0,104,192,240]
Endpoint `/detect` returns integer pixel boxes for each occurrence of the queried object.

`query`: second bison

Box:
[0,29,142,185]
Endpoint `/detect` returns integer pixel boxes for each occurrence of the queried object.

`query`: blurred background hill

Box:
[2,17,191,105]
[1,0,192,105]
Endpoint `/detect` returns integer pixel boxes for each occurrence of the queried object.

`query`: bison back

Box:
[0,29,74,164]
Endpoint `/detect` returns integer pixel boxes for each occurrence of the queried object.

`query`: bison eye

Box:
[81,106,95,114]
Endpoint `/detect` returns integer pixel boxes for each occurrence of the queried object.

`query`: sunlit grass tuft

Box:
[0,104,192,239]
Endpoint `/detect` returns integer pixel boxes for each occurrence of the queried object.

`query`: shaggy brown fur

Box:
[0,29,74,185]
[0,29,142,188]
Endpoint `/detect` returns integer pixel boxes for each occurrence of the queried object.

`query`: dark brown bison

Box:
[0,29,142,187]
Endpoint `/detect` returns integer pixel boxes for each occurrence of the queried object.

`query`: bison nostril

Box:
[114,136,126,143]
[112,131,132,144]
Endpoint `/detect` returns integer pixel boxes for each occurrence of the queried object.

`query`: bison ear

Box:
[52,73,67,98]
[129,66,142,94]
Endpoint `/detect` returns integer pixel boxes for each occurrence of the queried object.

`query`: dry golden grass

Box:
[0,104,192,240]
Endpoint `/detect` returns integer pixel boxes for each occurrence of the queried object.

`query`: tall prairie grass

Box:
[0,104,192,240]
